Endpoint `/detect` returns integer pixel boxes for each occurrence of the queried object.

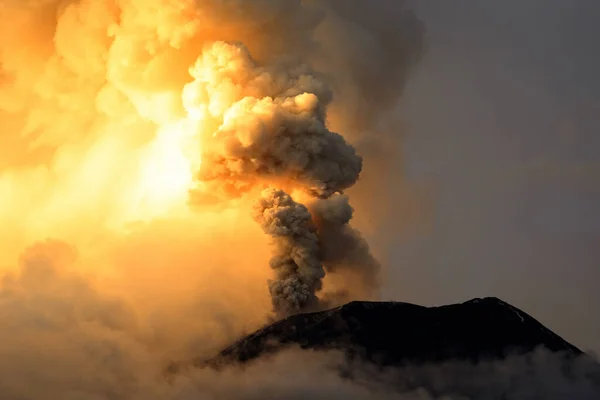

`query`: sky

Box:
[380,0,600,355]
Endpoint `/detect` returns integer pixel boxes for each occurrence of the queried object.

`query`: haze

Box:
[383,0,600,356]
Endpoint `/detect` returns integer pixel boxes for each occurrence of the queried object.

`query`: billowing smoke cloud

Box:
[252,188,323,315]
[0,0,450,397]
[180,38,371,314]
[184,41,362,200]
[0,0,427,314]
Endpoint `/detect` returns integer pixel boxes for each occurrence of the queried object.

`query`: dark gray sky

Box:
[381,1,600,354]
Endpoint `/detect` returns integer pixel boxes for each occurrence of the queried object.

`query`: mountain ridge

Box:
[198,297,583,369]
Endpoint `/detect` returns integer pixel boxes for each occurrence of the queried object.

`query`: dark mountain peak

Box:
[202,297,583,369]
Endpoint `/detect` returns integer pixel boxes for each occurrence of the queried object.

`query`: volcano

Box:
[200,297,585,368]
[164,297,600,399]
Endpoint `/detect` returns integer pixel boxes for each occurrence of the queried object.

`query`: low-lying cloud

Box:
[0,241,597,399]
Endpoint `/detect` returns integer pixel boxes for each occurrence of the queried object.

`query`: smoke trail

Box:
[252,188,323,316]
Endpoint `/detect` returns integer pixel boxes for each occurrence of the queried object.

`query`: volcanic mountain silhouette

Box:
[200,297,585,368]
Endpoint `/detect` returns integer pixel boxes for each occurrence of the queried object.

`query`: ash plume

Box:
[0,0,427,319]
[252,188,324,316]
[183,40,375,315]
[0,0,433,396]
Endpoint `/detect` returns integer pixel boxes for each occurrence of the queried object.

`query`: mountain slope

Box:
[201,297,582,368]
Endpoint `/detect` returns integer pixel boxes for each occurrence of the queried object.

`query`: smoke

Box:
[0,0,427,315]
[184,40,362,200]
[309,194,381,303]
[179,36,372,313]
[252,188,323,316]
[0,0,452,397]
